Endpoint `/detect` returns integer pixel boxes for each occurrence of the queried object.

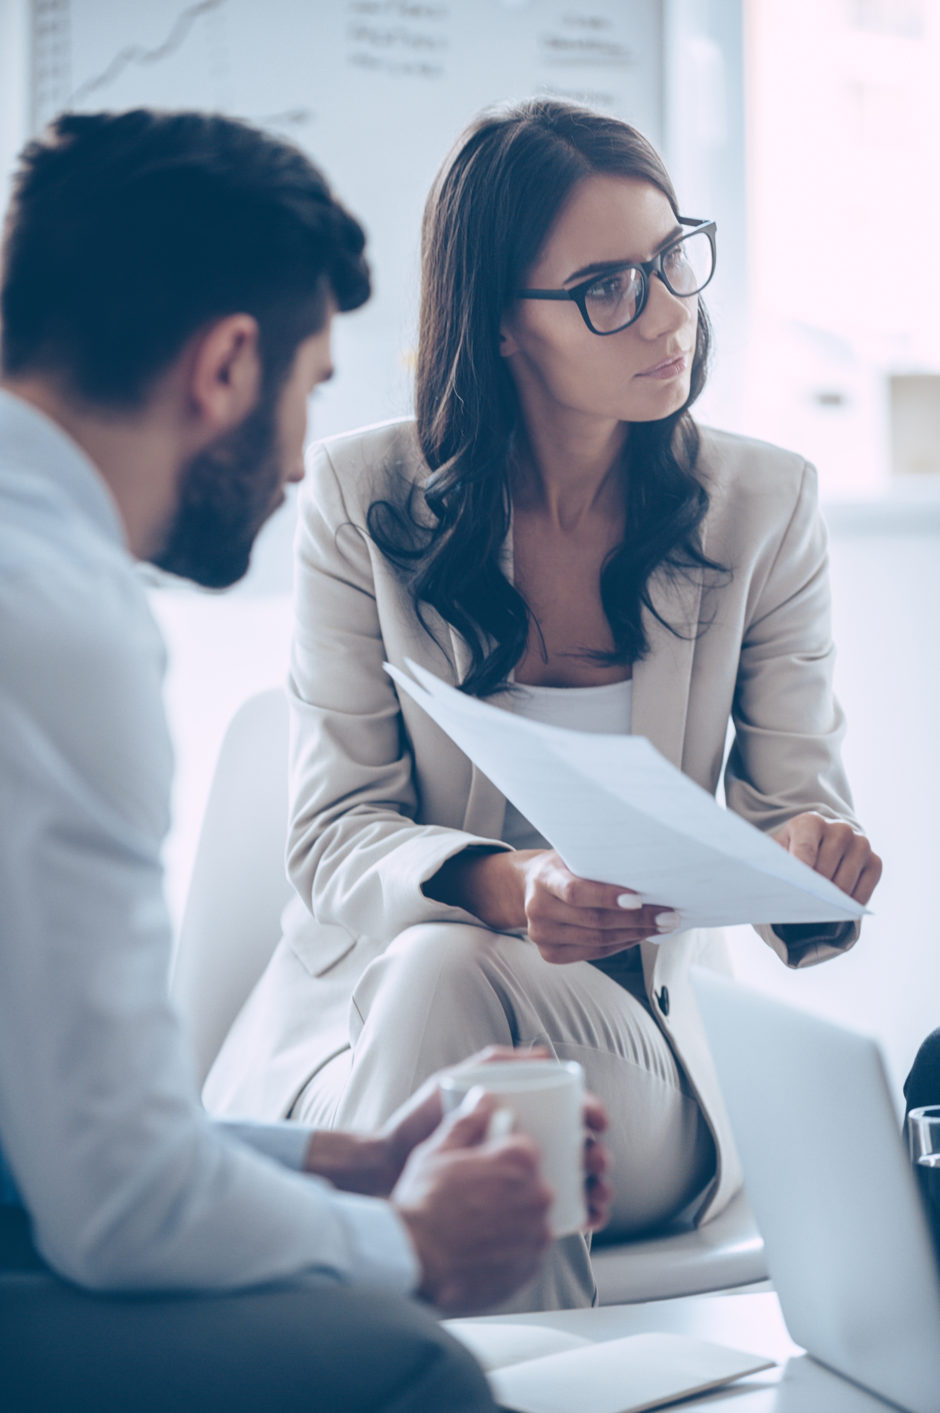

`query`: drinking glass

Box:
[907,1105,940,1261]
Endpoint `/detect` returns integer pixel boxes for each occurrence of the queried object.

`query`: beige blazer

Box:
[206,418,862,1222]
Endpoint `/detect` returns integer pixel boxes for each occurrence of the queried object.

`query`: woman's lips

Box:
[637,354,689,379]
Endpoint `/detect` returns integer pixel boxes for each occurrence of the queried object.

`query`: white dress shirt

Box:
[0,389,418,1294]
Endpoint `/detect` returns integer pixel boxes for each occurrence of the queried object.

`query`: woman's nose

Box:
[638,274,694,340]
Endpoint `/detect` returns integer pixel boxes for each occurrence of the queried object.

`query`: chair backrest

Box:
[170,687,293,1086]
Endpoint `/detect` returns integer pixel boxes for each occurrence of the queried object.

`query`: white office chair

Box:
[172,687,767,1302]
[171,688,293,1089]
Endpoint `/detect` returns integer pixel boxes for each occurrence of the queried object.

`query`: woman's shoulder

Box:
[696,425,818,522]
[317,415,421,463]
[302,417,424,524]
[312,417,423,483]
[697,425,810,487]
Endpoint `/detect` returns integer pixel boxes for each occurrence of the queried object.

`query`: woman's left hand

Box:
[771,811,882,906]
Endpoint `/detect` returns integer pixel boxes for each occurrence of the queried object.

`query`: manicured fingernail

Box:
[655,911,681,931]
[617,893,643,910]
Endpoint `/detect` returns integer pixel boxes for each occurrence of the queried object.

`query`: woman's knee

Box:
[378,921,508,1002]
[349,922,522,1056]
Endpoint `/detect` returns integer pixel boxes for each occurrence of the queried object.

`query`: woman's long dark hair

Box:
[368,98,726,697]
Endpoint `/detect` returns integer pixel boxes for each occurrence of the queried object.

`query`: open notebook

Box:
[444,1321,774,1413]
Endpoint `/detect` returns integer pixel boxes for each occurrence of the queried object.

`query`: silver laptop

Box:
[692,968,940,1413]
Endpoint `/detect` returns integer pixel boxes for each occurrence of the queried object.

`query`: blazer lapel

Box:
[445,621,508,839]
[451,518,517,835]
[630,558,705,771]
[634,556,707,1024]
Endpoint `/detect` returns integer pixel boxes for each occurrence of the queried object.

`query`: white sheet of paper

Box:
[486,1331,775,1413]
[386,660,866,929]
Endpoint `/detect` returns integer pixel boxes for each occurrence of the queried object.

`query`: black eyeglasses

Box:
[517,217,717,336]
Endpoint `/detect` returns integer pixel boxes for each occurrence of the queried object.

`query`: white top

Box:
[0,390,417,1294]
[501,680,634,852]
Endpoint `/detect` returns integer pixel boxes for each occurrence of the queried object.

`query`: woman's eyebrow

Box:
[564,225,685,284]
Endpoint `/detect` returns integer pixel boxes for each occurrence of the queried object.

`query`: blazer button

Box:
[656,986,670,1017]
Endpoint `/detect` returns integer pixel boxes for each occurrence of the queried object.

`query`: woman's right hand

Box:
[427,847,679,964]
[514,850,679,963]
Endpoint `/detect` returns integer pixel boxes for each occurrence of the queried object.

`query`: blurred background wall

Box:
[2,0,938,1096]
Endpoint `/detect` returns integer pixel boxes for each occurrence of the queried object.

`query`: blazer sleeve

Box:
[285,440,511,943]
[723,459,862,968]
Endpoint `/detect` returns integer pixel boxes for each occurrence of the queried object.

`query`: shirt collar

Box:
[0,388,128,551]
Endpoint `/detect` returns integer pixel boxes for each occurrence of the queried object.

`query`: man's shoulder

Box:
[0,467,160,681]
[0,473,171,839]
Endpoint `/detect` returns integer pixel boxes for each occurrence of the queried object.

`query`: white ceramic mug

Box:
[439,1058,587,1237]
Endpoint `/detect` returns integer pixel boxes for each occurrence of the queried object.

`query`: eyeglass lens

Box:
[583,229,714,333]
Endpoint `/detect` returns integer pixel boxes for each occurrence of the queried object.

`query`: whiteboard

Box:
[28,0,743,593]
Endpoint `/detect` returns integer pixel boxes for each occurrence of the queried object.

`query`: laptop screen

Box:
[692,968,940,1413]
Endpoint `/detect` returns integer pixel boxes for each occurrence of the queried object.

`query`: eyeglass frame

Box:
[516,217,717,336]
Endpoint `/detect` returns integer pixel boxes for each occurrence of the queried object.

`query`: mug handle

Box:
[486,1105,516,1142]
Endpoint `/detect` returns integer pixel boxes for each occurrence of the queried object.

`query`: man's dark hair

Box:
[0,109,370,405]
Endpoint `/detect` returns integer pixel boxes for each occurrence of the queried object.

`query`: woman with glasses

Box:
[206,100,881,1309]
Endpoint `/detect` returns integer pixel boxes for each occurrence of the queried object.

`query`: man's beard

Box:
[151,381,285,589]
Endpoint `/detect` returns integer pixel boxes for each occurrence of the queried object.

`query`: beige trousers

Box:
[291,923,714,1311]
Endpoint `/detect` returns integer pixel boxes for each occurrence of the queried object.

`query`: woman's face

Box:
[500,174,699,430]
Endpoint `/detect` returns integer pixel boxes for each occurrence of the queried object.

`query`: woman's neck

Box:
[512,412,628,531]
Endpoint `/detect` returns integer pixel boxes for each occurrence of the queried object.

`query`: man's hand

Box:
[582,1090,613,1233]
[392,1091,553,1313]
[304,1045,613,1253]
[301,1047,543,1195]
[378,1046,548,1186]
[380,1047,612,1231]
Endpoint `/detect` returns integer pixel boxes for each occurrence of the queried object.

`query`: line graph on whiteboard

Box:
[69,0,225,108]
[30,0,641,140]
[30,0,316,134]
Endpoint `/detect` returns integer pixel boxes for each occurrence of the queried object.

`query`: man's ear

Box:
[188,314,262,432]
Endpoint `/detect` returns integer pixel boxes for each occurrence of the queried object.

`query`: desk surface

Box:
[448,1289,895,1411]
